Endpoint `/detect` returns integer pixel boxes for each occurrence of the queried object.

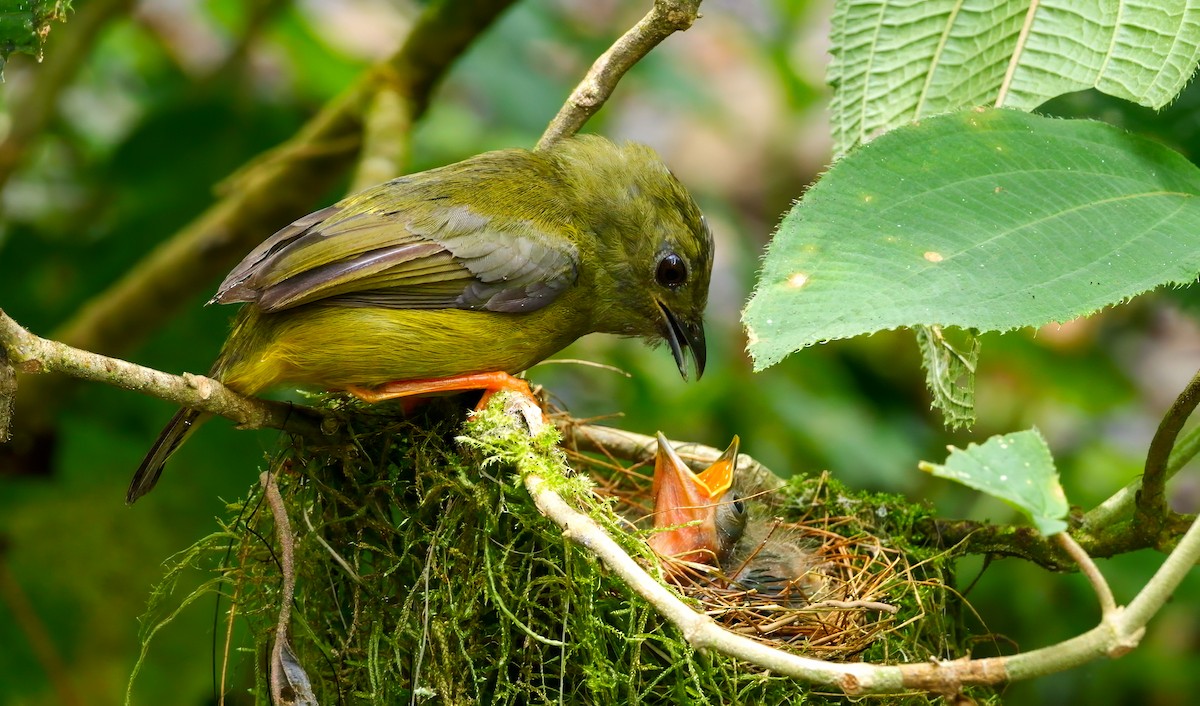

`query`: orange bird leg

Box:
[347,372,543,425]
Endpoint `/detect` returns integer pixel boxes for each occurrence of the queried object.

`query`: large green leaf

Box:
[919,428,1068,535]
[744,108,1200,370]
[830,0,1200,155]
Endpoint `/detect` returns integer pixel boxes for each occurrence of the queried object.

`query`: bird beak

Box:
[648,433,737,564]
[657,302,706,381]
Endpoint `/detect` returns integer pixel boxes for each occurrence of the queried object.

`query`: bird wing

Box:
[212,185,580,314]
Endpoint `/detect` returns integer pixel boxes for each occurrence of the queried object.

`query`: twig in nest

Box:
[262,470,319,706]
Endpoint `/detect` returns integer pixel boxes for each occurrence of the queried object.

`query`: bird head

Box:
[647,433,745,565]
[551,136,712,380]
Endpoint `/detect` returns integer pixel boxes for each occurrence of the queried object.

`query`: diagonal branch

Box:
[535,0,702,151]
[0,309,330,441]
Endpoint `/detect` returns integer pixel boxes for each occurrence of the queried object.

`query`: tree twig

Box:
[1055,532,1115,616]
[1136,368,1200,528]
[263,469,319,706]
[0,343,14,443]
[535,0,702,151]
[0,309,331,441]
[1084,423,1200,531]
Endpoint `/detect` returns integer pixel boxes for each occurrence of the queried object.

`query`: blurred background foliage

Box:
[0,0,1198,704]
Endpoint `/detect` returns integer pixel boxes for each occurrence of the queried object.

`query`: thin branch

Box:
[1084,420,1200,530]
[535,0,702,151]
[10,0,518,451]
[0,343,13,442]
[264,469,319,705]
[0,309,331,441]
[1055,533,1115,616]
[1134,367,1200,533]
[0,0,136,192]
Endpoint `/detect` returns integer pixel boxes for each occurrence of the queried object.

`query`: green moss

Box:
[131,396,988,705]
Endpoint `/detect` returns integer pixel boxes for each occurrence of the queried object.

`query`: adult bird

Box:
[129,136,712,503]
[648,433,824,601]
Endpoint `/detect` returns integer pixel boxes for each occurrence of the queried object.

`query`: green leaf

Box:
[743,108,1200,370]
[915,325,979,429]
[919,428,1068,535]
[0,0,70,75]
[829,0,1200,155]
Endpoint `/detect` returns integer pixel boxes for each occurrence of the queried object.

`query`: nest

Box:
[131,399,971,705]
[564,425,940,662]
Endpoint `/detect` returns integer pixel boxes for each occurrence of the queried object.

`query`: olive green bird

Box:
[127,135,712,504]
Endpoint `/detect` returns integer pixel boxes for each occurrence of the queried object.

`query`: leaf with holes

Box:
[920,428,1068,535]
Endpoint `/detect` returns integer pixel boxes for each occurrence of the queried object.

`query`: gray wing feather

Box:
[212,193,578,314]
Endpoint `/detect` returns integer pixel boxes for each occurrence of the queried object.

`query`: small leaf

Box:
[744,109,1200,370]
[919,428,1068,535]
[915,325,979,429]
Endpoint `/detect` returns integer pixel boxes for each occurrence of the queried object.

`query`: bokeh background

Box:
[2,0,1199,703]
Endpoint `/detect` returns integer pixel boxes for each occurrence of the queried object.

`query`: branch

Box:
[0,309,330,441]
[10,0,517,453]
[263,470,319,706]
[1084,423,1200,532]
[1134,367,1200,535]
[1056,533,1115,616]
[535,0,702,151]
[524,472,890,694]
[0,0,136,192]
[0,342,13,442]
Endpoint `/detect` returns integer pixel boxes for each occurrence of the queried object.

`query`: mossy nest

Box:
[134,397,985,705]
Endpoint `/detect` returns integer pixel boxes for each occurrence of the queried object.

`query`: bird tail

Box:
[126,408,208,504]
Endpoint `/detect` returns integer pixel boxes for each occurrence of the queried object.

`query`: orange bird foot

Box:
[347,372,545,430]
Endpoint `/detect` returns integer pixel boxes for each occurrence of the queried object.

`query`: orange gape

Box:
[647,433,739,565]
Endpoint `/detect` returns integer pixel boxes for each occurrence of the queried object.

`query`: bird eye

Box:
[655,252,688,289]
[731,493,745,515]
